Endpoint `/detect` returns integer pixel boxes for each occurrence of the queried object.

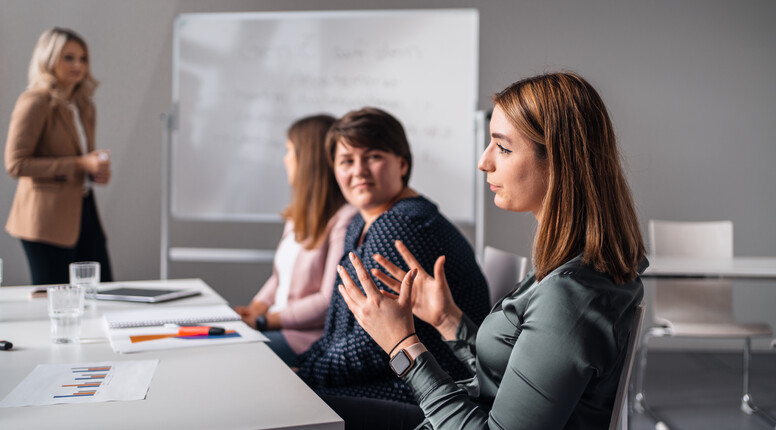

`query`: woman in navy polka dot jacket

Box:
[294,107,490,405]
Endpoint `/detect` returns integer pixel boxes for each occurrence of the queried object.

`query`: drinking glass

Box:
[47,285,84,344]
[69,261,100,309]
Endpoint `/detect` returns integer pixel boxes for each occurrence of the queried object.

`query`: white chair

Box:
[609,303,646,430]
[482,246,529,306]
[633,220,775,429]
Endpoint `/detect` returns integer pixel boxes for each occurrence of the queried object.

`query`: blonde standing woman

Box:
[5,27,113,284]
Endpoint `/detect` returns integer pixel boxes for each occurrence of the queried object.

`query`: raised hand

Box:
[338,252,419,355]
[371,240,462,339]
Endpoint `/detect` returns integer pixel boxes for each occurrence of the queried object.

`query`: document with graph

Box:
[0,360,158,408]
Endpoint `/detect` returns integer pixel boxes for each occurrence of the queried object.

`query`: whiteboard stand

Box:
[161,111,171,279]
[160,111,275,280]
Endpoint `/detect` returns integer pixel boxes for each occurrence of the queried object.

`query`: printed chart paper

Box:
[0,360,158,408]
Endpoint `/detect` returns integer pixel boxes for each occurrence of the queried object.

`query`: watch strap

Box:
[255,315,268,331]
[401,342,427,361]
[389,342,427,377]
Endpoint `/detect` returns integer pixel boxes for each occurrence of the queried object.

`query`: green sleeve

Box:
[403,274,615,429]
[442,312,479,375]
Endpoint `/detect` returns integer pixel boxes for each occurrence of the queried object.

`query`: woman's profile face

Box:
[283,140,297,186]
[333,140,407,216]
[53,40,87,90]
[478,105,549,219]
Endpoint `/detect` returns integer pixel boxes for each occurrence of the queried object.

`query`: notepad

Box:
[103,304,241,329]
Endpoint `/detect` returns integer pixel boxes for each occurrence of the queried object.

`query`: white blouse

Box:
[269,231,302,312]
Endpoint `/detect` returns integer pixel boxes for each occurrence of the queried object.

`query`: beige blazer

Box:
[5,89,96,247]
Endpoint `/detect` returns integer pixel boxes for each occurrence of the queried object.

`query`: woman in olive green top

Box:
[337,72,647,429]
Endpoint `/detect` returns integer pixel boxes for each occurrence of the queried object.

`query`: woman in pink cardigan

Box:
[234,115,356,364]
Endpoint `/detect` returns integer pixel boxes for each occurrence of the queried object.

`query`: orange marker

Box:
[177,326,225,336]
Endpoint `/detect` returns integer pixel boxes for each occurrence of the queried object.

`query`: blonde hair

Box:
[27,27,98,103]
[494,72,645,284]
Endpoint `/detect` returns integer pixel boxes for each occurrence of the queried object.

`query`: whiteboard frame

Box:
[163,9,481,275]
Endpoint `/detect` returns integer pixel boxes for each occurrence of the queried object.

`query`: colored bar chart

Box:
[0,360,158,408]
[53,366,112,398]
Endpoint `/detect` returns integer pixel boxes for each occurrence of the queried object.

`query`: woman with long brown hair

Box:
[234,114,356,365]
[337,73,646,429]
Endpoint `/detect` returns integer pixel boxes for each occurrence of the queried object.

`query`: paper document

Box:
[108,320,268,353]
[103,304,241,328]
[0,360,158,408]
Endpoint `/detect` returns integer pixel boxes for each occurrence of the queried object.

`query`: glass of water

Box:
[47,285,85,343]
[69,261,100,309]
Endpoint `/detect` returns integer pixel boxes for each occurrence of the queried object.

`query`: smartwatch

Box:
[389,342,427,377]
[255,315,268,331]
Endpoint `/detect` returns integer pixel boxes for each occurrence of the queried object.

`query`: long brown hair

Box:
[283,115,346,249]
[494,72,645,284]
[27,27,98,103]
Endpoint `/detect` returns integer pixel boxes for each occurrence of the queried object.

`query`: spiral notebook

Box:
[103,304,241,329]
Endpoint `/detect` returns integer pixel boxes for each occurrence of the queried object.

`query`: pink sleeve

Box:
[252,267,278,306]
[279,205,356,329]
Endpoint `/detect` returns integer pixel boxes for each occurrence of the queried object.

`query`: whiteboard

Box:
[171,10,479,222]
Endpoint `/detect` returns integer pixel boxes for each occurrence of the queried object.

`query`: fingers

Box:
[398,269,418,307]
[338,283,358,314]
[371,268,402,292]
[394,240,426,274]
[337,264,366,307]
[379,290,399,299]
[373,253,407,280]
[348,252,382,297]
[433,255,448,286]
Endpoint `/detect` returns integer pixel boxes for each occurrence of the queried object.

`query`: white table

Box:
[643,256,776,279]
[0,279,343,430]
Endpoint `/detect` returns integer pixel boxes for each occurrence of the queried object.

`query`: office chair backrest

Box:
[608,303,646,430]
[653,278,735,326]
[483,246,529,306]
[648,220,733,258]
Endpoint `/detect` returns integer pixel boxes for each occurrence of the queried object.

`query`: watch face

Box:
[390,350,412,377]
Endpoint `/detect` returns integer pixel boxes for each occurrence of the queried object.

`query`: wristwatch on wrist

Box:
[389,342,427,377]
[254,315,268,331]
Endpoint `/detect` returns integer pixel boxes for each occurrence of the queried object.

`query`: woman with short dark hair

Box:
[295,107,490,407]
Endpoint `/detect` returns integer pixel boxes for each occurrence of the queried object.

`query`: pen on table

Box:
[0,340,13,350]
[163,325,225,336]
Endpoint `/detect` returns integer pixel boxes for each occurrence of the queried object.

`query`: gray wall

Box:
[2,0,775,349]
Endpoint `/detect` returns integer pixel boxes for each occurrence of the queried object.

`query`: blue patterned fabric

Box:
[294,196,490,404]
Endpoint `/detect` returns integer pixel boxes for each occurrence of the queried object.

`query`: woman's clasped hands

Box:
[337,240,464,355]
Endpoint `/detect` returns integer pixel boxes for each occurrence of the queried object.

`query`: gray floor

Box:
[629,351,776,430]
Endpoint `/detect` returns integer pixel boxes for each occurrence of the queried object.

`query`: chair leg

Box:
[632,333,672,430]
[740,338,776,429]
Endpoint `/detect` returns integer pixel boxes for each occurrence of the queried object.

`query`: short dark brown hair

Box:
[325,107,413,186]
[494,72,645,284]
